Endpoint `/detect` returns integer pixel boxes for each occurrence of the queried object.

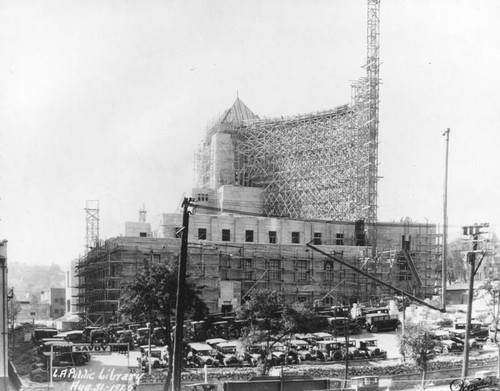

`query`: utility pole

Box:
[442,128,450,311]
[172,197,195,391]
[461,223,489,379]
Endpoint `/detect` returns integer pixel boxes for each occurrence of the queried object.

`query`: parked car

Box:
[315,340,345,361]
[354,338,388,359]
[140,346,168,370]
[328,317,362,336]
[90,328,110,344]
[152,327,167,346]
[186,342,220,368]
[206,338,228,348]
[448,329,482,350]
[365,313,399,332]
[30,365,75,383]
[354,307,389,328]
[289,339,314,361]
[293,333,318,346]
[312,332,335,342]
[135,327,151,346]
[243,344,264,366]
[53,351,89,366]
[116,330,134,349]
[82,326,100,343]
[431,330,463,354]
[215,341,242,366]
[32,328,58,345]
[452,320,489,342]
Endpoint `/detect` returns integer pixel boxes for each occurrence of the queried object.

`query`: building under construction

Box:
[75,211,441,324]
[74,0,444,325]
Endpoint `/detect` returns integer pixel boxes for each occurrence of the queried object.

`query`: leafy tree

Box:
[119,263,208,391]
[476,279,500,341]
[446,239,467,284]
[236,290,321,375]
[397,321,437,388]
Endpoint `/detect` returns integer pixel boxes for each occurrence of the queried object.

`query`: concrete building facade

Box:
[41,287,66,319]
[76,215,441,324]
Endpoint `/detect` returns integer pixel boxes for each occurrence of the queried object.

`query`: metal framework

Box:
[194,0,381,243]
[85,200,100,253]
[233,105,372,222]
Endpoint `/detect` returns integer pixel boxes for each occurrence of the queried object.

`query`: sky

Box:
[1,0,499,268]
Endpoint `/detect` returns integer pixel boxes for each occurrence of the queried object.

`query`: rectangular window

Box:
[222,229,231,242]
[151,254,160,264]
[245,230,254,242]
[292,232,300,244]
[139,232,147,237]
[296,260,308,281]
[241,258,254,280]
[198,228,207,240]
[313,232,322,245]
[336,233,344,245]
[324,260,334,281]
[269,259,282,280]
[269,231,277,244]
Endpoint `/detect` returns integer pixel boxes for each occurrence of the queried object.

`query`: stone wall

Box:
[137,354,498,391]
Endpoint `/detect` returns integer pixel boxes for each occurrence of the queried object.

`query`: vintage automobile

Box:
[116,330,134,349]
[30,364,75,383]
[339,339,360,359]
[186,342,220,368]
[315,340,345,361]
[53,351,89,366]
[365,313,399,333]
[56,330,85,344]
[354,307,389,328]
[289,339,314,361]
[152,327,167,346]
[452,320,489,342]
[215,341,243,366]
[140,346,168,370]
[354,338,388,359]
[293,333,318,346]
[312,332,335,342]
[431,330,463,354]
[448,329,483,350]
[32,328,58,345]
[328,316,362,336]
[206,338,228,348]
[134,327,151,346]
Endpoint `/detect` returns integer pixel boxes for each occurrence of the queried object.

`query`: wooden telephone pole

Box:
[172,197,195,391]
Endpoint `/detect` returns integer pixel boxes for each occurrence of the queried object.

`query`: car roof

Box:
[189,343,213,350]
[206,338,227,343]
[290,339,310,345]
[313,332,333,337]
[218,341,238,348]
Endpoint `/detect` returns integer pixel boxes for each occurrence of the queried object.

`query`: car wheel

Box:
[76,356,86,366]
[371,326,379,333]
[32,374,45,383]
[153,361,160,368]
[332,351,343,361]
[450,379,464,391]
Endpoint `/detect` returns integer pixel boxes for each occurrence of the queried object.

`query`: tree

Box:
[476,279,500,342]
[236,290,321,375]
[119,263,208,391]
[397,321,437,389]
[446,239,468,284]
